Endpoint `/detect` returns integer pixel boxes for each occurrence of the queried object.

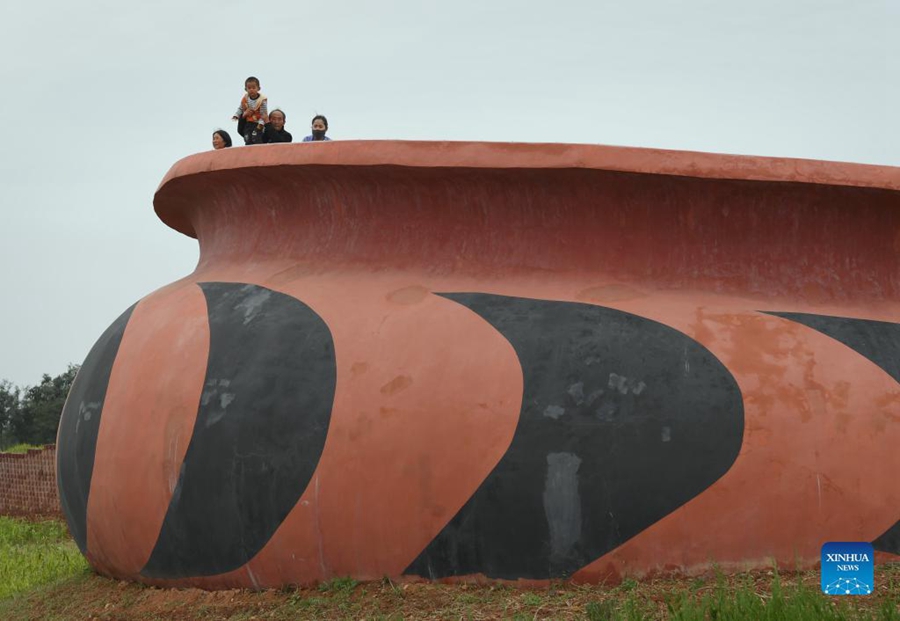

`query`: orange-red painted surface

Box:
[61,141,900,588]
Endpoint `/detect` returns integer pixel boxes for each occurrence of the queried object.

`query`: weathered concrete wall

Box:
[0,445,61,518]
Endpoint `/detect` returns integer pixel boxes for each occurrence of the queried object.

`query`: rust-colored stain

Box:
[576,284,645,303]
[350,361,369,376]
[380,375,413,395]
[387,285,430,305]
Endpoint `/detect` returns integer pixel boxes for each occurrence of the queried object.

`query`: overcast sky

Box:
[1,0,897,387]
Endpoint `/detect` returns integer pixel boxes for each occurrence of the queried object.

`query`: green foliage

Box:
[0,380,20,450]
[619,577,639,592]
[663,571,893,621]
[521,591,543,606]
[0,443,43,454]
[0,365,78,450]
[0,518,72,547]
[586,599,617,620]
[317,576,358,594]
[580,570,900,621]
[0,517,89,600]
[0,560,898,621]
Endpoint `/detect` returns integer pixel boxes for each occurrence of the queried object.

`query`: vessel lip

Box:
[153,140,900,239]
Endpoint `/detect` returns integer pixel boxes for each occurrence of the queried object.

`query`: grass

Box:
[1,566,898,620]
[0,444,44,454]
[318,575,359,594]
[0,516,89,600]
[0,515,898,619]
[660,571,900,621]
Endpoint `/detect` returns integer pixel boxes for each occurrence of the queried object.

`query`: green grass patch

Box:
[0,444,43,454]
[661,572,900,621]
[0,521,898,621]
[317,575,359,594]
[0,516,89,600]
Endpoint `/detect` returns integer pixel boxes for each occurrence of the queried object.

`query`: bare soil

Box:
[2,566,900,620]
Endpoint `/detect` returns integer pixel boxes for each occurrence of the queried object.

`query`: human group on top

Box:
[211,76,331,150]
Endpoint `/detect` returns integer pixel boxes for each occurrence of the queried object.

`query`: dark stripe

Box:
[764,311,900,554]
[142,283,336,578]
[57,304,137,553]
[763,312,900,383]
[406,293,744,580]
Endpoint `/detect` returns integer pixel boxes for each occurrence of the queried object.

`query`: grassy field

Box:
[0,517,89,600]
[0,515,898,620]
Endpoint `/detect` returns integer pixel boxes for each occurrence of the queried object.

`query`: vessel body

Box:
[56,141,900,587]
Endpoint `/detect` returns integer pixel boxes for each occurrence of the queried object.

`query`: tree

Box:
[0,380,20,450]
[10,365,80,446]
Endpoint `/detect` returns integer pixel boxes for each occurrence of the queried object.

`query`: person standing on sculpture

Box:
[302,115,331,142]
[263,109,293,143]
[231,76,269,145]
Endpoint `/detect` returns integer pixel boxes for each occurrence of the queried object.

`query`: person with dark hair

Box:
[212,129,232,150]
[302,115,331,142]
[231,76,269,145]
[263,109,292,143]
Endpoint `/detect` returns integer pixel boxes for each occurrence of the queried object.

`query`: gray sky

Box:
[1,0,897,387]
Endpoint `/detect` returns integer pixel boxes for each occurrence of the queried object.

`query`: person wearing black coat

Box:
[263,109,293,144]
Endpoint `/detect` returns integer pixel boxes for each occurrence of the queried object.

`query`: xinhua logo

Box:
[821,542,874,595]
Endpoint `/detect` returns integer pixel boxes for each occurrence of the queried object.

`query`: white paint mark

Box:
[607,373,646,395]
[166,436,180,493]
[609,373,628,394]
[567,382,585,405]
[201,379,237,427]
[661,426,671,442]
[200,383,216,406]
[543,405,566,420]
[79,401,100,422]
[246,565,260,590]
[236,287,272,325]
[169,462,186,505]
[205,410,226,427]
[544,452,583,563]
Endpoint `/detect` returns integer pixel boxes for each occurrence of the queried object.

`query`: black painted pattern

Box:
[57,304,136,553]
[765,312,900,555]
[141,283,336,578]
[406,293,745,580]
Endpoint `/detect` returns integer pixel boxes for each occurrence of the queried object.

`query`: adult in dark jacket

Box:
[263,109,293,143]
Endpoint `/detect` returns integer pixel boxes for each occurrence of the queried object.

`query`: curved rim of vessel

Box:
[154,140,900,239]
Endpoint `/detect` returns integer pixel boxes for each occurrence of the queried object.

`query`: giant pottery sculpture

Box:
[57,141,900,588]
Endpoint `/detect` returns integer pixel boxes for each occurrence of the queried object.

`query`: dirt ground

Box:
[2,566,900,621]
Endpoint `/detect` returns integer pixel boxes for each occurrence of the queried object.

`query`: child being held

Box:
[232,76,269,144]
